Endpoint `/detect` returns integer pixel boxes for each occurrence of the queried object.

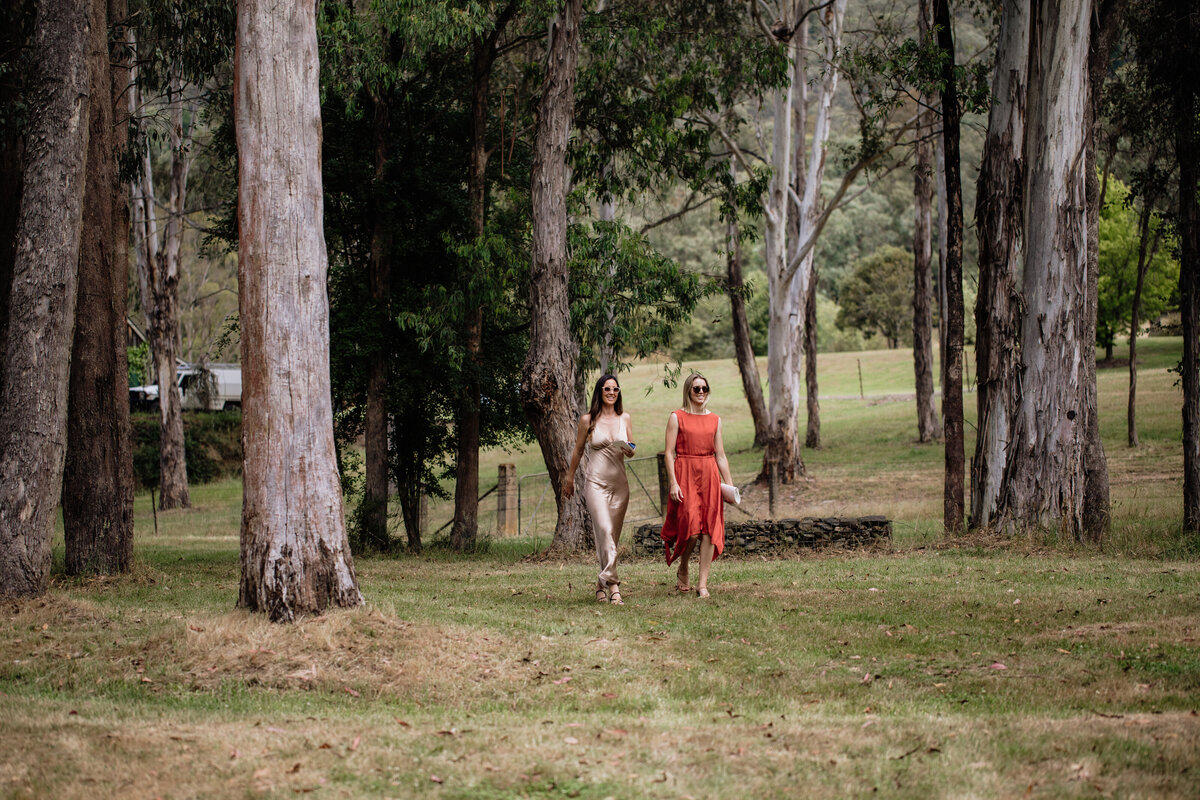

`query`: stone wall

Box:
[634,517,891,555]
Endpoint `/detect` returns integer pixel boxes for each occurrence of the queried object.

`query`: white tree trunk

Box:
[762,0,846,481]
[236,0,361,620]
[1002,0,1093,536]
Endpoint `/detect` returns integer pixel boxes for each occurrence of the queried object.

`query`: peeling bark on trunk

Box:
[521,0,591,554]
[362,92,391,551]
[236,0,362,620]
[934,0,966,535]
[970,0,1026,529]
[1001,0,1092,538]
[62,0,134,575]
[0,0,90,597]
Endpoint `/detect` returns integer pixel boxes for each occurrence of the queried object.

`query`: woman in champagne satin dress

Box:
[563,374,636,605]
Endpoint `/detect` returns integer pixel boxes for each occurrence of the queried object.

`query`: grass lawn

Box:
[2,337,1197,798]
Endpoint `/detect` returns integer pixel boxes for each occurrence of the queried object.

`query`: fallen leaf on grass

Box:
[564,737,579,745]
[394,718,411,727]
[287,763,301,774]
[553,676,572,685]
[1057,649,1071,654]
[349,736,360,751]
[343,687,361,698]
[430,775,444,784]
[188,624,204,632]
[989,663,1007,670]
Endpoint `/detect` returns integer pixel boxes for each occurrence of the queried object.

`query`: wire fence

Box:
[517,455,663,541]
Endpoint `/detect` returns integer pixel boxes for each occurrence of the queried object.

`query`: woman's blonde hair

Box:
[681,372,710,411]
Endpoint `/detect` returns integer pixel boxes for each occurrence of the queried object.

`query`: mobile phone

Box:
[627,442,637,450]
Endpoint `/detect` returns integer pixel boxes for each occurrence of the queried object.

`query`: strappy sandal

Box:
[595,582,609,603]
[696,587,711,599]
[608,586,624,605]
[676,566,691,593]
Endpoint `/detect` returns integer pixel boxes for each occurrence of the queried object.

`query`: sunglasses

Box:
[691,385,710,394]
[602,386,620,394]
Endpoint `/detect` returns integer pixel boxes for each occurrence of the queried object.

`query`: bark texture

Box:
[235,0,362,620]
[1000,0,1093,537]
[912,0,941,446]
[934,0,965,534]
[803,265,821,449]
[969,0,1026,529]
[62,0,134,575]
[520,0,591,554]
[0,0,90,596]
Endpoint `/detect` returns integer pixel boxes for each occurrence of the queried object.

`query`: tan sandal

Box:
[608,585,624,605]
[595,582,609,603]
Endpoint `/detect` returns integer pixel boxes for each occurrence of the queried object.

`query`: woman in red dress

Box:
[661,373,733,598]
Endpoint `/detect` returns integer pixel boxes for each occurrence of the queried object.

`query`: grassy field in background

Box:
[2,336,1197,799]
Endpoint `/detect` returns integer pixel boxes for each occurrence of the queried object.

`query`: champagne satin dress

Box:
[583,417,632,589]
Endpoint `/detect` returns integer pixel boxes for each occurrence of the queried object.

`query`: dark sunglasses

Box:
[691,385,710,394]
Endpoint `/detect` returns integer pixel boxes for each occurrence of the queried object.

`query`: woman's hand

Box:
[669,482,683,503]
[562,476,575,499]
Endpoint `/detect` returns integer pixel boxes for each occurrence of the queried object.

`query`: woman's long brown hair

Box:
[585,374,622,439]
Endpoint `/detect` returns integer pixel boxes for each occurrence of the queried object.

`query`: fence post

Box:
[768,458,779,519]
[657,451,669,516]
[497,463,517,536]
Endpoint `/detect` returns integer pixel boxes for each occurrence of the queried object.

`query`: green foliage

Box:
[130,410,242,489]
[835,245,914,349]
[569,218,713,374]
[1098,177,1180,355]
[127,343,150,387]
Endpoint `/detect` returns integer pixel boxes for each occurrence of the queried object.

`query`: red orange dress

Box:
[661,409,724,565]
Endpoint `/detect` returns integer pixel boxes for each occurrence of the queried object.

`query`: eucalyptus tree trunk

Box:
[934,0,965,534]
[803,267,821,449]
[0,0,90,597]
[1178,59,1200,533]
[62,0,134,575]
[1000,0,1092,538]
[129,52,190,510]
[521,0,591,554]
[726,188,768,449]
[236,0,362,620]
[452,5,515,552]
[362,92,391,551]
[912,0,941,446]
[969,0,1027,529]
[1127,204,1162,447]
[761,0,846,482]
[1080,0,1125,542]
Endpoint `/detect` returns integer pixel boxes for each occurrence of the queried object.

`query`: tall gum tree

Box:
[235,0,362,620]
[0,0,91,596]
[754,0,847,482]
[969,0,1027,529]
[127,30,191,511]
[62,0,135,574]
[912,0,943,446]
[999,0,1093,537]
[521,0,590,555]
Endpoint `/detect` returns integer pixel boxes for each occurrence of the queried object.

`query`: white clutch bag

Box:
[720,483,741,505]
